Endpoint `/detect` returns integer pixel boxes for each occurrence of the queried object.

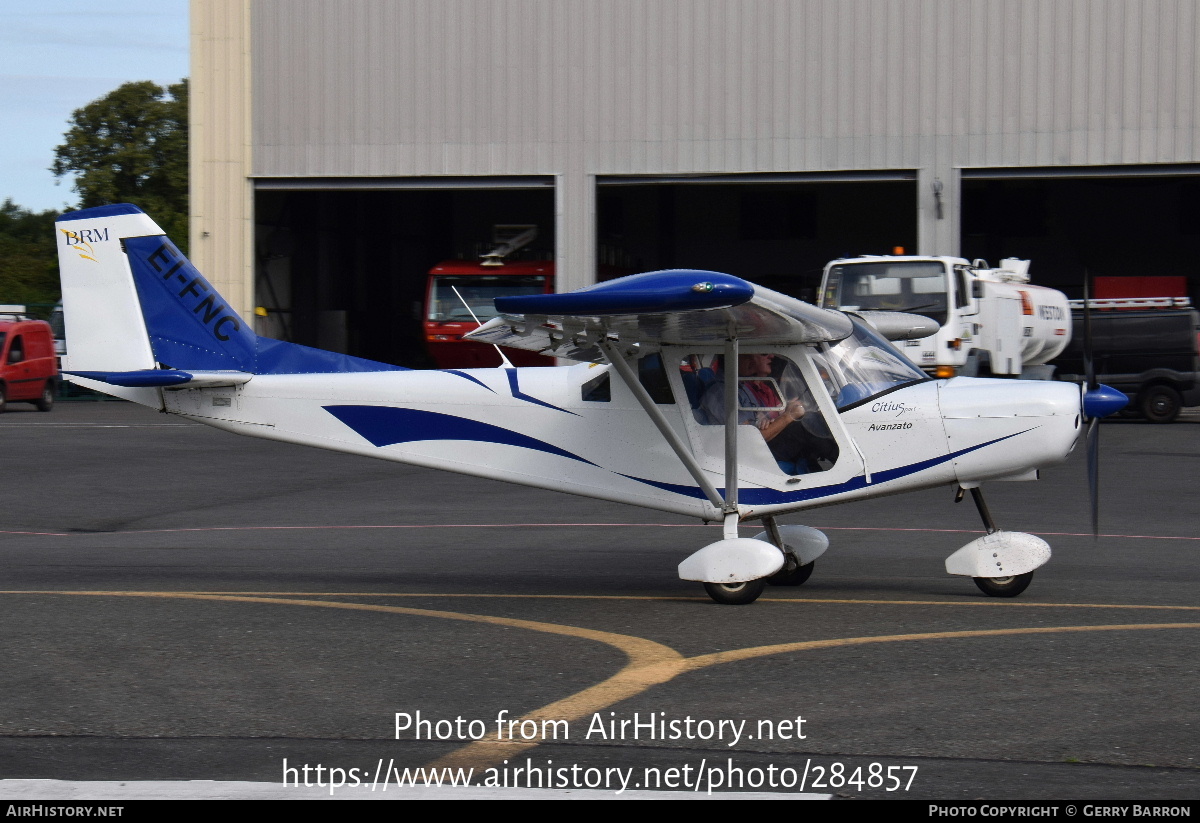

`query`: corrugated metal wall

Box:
[252,0,1199,177]
[193,0,1199,303]
[191,0,253,316]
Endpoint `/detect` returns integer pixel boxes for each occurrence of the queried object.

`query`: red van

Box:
[0,317,58,412]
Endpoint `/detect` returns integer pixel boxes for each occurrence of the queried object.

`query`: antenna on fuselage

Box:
[452,284,514,368]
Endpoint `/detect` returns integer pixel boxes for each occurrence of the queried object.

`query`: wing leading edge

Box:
[464,269,854,362]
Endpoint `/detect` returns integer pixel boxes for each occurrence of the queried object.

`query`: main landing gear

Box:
[703,579,768,606]
[680,516,827,605]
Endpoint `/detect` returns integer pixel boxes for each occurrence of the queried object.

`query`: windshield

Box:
[823,261,949,326]
[427,275,547,322]
[817,319,930,409]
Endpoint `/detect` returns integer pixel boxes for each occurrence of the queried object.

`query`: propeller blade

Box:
[1082,269,1096,393]
[1086,416,1100,538]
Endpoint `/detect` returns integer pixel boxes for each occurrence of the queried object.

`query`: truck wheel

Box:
[1138,385,1182,424]
[0,384,6,413]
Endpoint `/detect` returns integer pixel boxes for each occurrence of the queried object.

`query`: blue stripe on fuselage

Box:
[619,429,1034,505]
[324,402,1032,510]
[324,405,596,466]
[443,370,496,392]
[505,369,577,415]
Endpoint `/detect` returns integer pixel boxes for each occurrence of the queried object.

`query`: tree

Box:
[0,199,60,309]
[52,79,188,252]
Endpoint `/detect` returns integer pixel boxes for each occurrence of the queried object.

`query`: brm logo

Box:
[146,242,243,341]
[60,226,109,262]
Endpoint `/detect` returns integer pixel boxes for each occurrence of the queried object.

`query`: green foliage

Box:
[0,199,60,307]
[52,79,188,252]
[0,79,190,307]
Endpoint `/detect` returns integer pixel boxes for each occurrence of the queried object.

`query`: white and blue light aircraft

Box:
[55,204,1127,604]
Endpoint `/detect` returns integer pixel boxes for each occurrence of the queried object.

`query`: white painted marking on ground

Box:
[0,779,830,800]
[0,424,197,428]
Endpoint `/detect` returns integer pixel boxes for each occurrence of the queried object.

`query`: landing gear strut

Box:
[953,485,1038,598]
[762,516,816,587]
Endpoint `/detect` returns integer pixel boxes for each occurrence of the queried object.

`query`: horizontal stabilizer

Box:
[65,369,253,388]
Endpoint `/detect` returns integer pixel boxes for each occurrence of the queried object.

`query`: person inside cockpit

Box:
[698,353,838,474]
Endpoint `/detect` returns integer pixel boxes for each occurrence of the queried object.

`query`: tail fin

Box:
[56,204,404,393]
[57,204,161,375]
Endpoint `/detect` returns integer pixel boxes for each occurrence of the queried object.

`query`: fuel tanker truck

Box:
[818,255,1071,379]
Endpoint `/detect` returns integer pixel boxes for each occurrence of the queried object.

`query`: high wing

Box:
[464,269,855,361]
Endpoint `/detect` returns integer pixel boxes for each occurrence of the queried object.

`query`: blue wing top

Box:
[466,269,853,361]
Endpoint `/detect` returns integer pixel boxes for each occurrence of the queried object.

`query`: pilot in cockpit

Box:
[698,353,838,474]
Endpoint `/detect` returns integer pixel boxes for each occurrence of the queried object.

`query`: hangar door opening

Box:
[597,175,917,302]
[961,169,1200,301]
[254,182,555,368]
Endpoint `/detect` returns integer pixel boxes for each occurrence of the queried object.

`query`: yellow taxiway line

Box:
[5,590,1199,775]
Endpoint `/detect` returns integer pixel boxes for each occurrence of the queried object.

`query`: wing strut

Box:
[598,340,727,513]
[722,338,739,509]
[721,337,742,538]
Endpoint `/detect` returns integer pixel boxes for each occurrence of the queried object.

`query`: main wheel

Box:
[35,382,54,412]
[973,572,1034,598]
[768,560,815,586]
[703,579,767,605]
[1138,385,1181,424]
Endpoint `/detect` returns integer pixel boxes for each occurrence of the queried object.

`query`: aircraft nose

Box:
[939,378,1082,421]
[939,378,1084,481]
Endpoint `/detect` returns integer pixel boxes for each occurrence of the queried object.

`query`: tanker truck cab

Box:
[819,256,1071,379]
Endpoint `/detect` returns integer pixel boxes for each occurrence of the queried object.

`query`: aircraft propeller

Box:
[1079,271,1131,537]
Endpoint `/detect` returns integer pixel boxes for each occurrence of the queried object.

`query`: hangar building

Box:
[190,0,1200,366]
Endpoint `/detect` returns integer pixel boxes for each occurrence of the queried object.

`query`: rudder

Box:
[56,203,407,390]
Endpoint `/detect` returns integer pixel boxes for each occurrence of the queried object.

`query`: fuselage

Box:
[150,357,1082,524]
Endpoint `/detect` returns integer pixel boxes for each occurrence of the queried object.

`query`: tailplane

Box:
[56,204,404,399]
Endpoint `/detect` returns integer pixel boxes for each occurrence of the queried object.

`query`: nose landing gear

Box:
[947,485,1049,597]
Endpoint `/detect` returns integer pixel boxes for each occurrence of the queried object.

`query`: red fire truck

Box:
[423,225,634,368]
[424,257,556,368]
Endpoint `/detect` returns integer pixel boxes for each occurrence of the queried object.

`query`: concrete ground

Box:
[0,400,1197,800]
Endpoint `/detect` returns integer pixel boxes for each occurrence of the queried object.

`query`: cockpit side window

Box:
[581,370,611,402]
[683,352,838,474]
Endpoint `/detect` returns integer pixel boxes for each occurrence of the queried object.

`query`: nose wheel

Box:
[703,579,767,605]
[972,571,1034,598]
[956,486,1038,598]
